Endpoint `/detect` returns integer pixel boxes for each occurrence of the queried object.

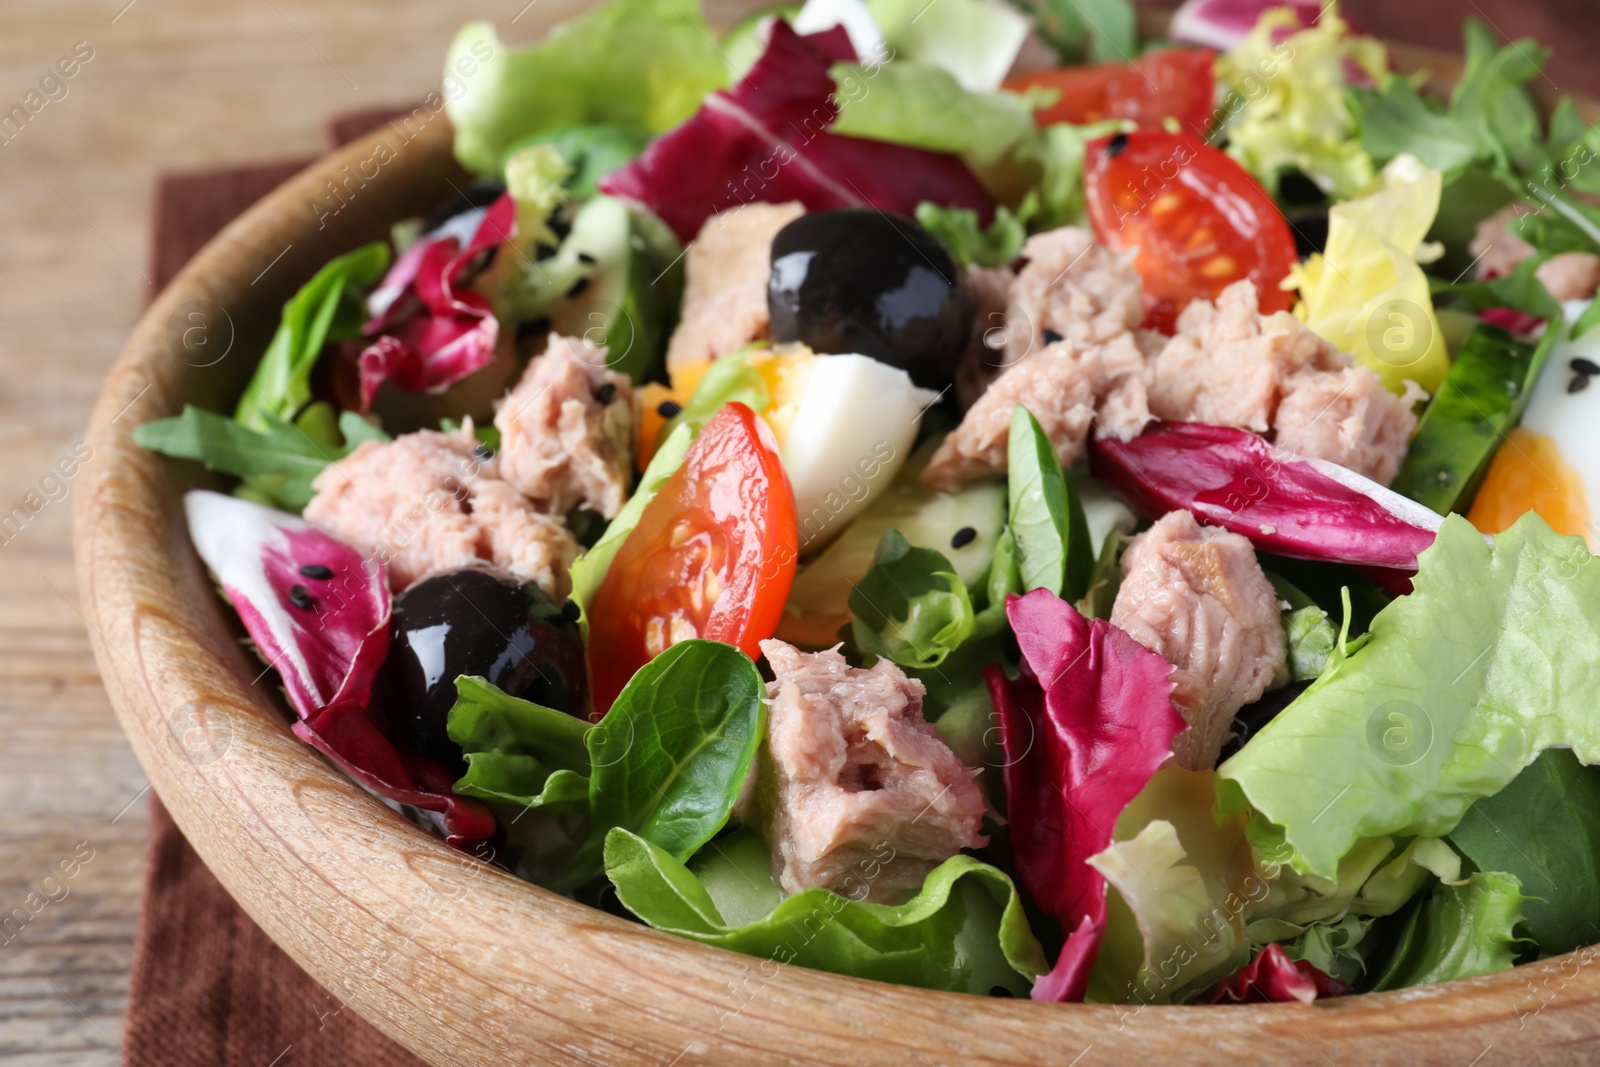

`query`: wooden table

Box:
[4,1,1596,1064]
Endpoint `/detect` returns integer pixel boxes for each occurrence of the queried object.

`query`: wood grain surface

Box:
[12,1,1600,1065]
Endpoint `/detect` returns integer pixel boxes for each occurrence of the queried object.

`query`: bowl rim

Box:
[75,55,1600,1067]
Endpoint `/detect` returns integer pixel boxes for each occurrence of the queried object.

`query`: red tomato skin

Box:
[1004,49,1217,137]
[1082,130,1297,333]
[586,402,798,714]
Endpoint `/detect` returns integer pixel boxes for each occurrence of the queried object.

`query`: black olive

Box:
[374,568,588,773]
[767,209,973,391]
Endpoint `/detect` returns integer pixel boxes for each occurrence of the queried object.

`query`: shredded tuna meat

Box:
[1470,206,1600,302]
[739,640,987,902]
[1110,511,1287,771]
[953,263,1016,409]
[1536,252,1600,303]
[493,334,635,519]
[304,423,579,597]
[664,201,806,369]
[1148,281,1421,485]
[997,227,1145,364]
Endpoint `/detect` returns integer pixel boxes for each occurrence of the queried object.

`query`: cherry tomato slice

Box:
[1083,130,1297,334]
[1004,49,1217,136]
[586,401,798,714]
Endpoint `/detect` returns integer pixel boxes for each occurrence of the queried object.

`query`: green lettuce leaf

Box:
[234,242,390,432]
[831,62,1037,164]
[1219,513,1600,881]
[447,675,593,813]
[1365,872,1529,991]
[1267,574,1336,682]
[1004,0,1134,64]
[915,200,1029,268]
[503,142,571,252]
[445,4,728,176]
[1448,748,1600,957]
[604,827,1046,995]
[849,528,975,669]
[866,0,1032,92]
[1008,405,1092,601]
[583,640,766,863]
[501,123,651,198]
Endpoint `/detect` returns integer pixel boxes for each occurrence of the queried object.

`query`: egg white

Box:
[1519,298,1600,549]
[770,353,939,553]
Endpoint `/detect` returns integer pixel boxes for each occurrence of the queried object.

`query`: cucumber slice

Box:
[545,195,670,383]
[786,451,1006,618]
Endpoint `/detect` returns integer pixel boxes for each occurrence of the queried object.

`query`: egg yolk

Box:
[1467,427,1591,540]
[635,348,811,469]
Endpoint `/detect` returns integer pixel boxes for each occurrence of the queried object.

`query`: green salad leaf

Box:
[832,62,1037,165]
[915,200,1030,269]
[1219,513,1600,881]
[445,3,727,175]
[1390,323,1552,514]
[584,640,766,863]
[1448,749,1600,957]
[849,529,976,670]
[604,828,1046,995]
[502,122,651,198]
[1365,872,1528,992]
[133,404,354,512]
[234,242,390,432]
[1267,574,1337,682]
[1007,406,1092,601]
[1004,0,1134,64]
[447,676,593,813]
[866,0,1032,92]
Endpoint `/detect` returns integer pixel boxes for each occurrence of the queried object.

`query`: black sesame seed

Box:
[657,400,683,418]
[577,251,597,265]
[473,442,495,460]
[288,584,315,611]
[1106,132,1129,158]
[567,276,591,299]
[950,526,978,549]
[516,317,552,342]
[1573,357,1600,376]
[560,598,581,623]
[1042,328,1064,345]
[298,564,333,580]
[595,382,618,405]
[1570,374,1592,394]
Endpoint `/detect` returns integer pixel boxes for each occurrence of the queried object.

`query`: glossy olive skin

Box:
[376,568,587,772]
[767,209,973,390]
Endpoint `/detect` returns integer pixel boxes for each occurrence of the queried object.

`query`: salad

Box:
[136,0,1600,1006]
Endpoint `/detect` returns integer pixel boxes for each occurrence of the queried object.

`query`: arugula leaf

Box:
[1219,513,1600,880]
[234,242,390,432]
[337,411,391,447]
[1365,872,1528,992]
[447,676,593,813]
[584,640,766,863]
[133,404,351,512]
[1267,574,1336,682]
[849,529,976,670]
[1007,406,1092,601]
[1448,749,1600,956]
[604,828,1047,995]
[1391,323,1548,514]
[1431,255,1563,321]
[915,200,1029,269]
[1006,0,1135,64]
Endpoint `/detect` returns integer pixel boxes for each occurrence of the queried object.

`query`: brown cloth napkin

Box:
[122,108,429,1067]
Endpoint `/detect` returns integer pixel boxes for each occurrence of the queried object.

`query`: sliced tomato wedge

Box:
[586,402,798,714]
[1004,49,1217,136]
[1083,130,1297,334]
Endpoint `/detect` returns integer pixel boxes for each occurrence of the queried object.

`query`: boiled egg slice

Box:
[1468,299,1600,550]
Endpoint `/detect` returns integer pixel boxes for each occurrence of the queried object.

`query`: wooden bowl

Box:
[77,55,1600,1067]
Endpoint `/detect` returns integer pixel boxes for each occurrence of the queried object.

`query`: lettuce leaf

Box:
[1216,6,1386,198]
[447,675,593,813]
[1448,748,1600,957]
[1005,0,1135,64]
[604,827,1046,995]
[1365,872,1529,991]
[1267,574,1336,682]
[234,242,390,432]
[1218,513,1600,881]
[849,529,975,669]
[866,0,1031,93]
[916,200,1029,268]
[444,4,728,175]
